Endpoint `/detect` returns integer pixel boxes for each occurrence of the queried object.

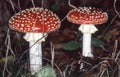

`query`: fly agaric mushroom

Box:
[9,7,60,74]
[67,7,108,57]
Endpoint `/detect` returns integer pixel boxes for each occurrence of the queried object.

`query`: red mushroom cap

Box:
[67,7,108,25]
[9,7,60,33]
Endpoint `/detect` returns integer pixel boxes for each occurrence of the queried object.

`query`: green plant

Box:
[35,65,56,77]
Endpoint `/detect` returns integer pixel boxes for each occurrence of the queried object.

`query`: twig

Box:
[90,60,108,71]
[115,50,120,62]
[118,63,120,77]
[31,0,36,8]
[82,60,92,66]
[41,0,46,36]
[63,63,74,77]
[68,0,77,9]
[60,15,67,23]
[3,29,15,77]
[50,42,55,68]
[100,45,111,52]
[17,0,21,11]
[113,0,120,18]
[60,0,74,23]
[63,64,69,77]
[78,57,84,71]
[102,15,117,36]
[98,68,109,77]
[17,34,48,63]
[112,40,118,58]
[100,69,105,77]
[106,68,110,77]
[9,0,16,13]
[41,0,44,8]
[4,30,15,57]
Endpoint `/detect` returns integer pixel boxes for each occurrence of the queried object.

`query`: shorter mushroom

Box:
[67,7,108,57]
[9,7,60,74]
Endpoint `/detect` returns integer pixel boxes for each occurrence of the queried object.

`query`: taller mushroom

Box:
[67,7,108,57]
[9,7,60,74]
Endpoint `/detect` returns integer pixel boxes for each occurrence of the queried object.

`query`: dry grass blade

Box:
[18,34,47,63]
[17,0,21,11]
[8,0,16,13]
[63,64,69,77]
[31,0,35,8]
[114,0,120,18]
[112,40,118,58]
[115,50,120,62]
[3,29,15,77]
[118,63,120,77]
[98,68,109,77]
[68,0,77,9]
[50,42,55,68]
[101,15,117,37]
[90,60,108,71]
[63,63,74,77]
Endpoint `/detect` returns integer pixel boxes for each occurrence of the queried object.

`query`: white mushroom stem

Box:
[29,42,42,74]
[23,33,46,75]
[79,24,98,57]
[83,33,92,57]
